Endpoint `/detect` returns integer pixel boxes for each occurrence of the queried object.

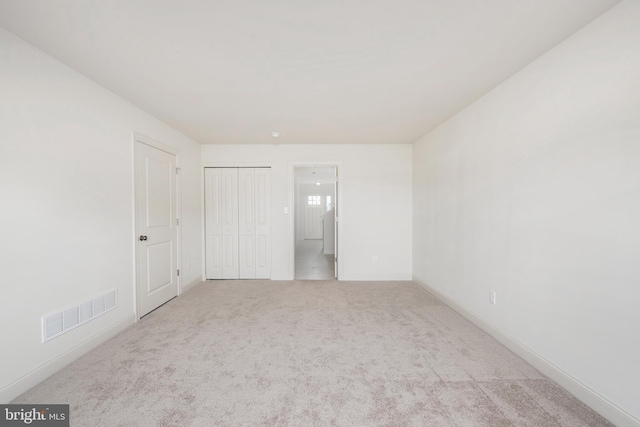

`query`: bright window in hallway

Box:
[308,195,321,205]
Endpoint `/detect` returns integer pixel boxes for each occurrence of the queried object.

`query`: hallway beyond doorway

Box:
[295,240,334,280]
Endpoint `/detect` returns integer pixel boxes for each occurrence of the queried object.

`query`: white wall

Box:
[413,1,639,423]
[0,28,202,402]
[202,144,412,281]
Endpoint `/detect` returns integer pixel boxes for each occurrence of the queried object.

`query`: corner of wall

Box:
[180,277,202,294]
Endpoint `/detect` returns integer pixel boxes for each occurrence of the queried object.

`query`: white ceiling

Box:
[0,0,618,145]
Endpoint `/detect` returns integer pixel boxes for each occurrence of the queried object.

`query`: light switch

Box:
[284,207,289,214]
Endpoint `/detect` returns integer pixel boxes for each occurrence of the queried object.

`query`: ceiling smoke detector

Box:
[271,131,280,138]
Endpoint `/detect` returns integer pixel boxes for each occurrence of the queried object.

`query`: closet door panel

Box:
[221,168,239,279]
[255,168,271,279]
[238,168,256,279]
[204,168,223,279]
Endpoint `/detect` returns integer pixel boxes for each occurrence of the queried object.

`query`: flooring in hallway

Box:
[295,239,335,280]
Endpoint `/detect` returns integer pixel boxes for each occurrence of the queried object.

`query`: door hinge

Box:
[176,218,179,226]
[177,269,180,277]
[176,167,180,174]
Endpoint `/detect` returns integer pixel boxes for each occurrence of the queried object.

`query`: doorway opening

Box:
[294,166,338,280]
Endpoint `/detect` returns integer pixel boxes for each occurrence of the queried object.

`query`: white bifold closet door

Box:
[205,167,271,279]
[205,168,239,279]
[238,168,272,279]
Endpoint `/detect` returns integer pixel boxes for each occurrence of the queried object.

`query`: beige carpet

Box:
[13,281,612,426]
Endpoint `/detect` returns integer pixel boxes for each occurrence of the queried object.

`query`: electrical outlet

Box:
[490,291,497,305]
[372,255,378,263]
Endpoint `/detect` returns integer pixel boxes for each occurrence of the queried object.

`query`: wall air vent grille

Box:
[63,307,79,329]
[42,289,118,342]
[105,290,116,310]
[79,301,92,323]
[46,313,63,338]
[93,296,105,316]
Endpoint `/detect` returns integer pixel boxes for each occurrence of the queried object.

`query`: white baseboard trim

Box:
[413,278,640,427]
[0,313,136,404]
[180,277,201,294]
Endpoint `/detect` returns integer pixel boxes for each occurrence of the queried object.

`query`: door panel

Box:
[238,168,255,278]
[136,141,178,317]
[145,157,172,228]
[146,242,172,292]
[255,168,271,278]
[205,169,223,278]
[221,169,239,278]
[205,168,239,279]
[224,235,234,267]
[257,235,267,268]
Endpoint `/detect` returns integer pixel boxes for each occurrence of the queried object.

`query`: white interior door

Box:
[205,168,239,279]
[238,168,272,279]
[136,141,178,317]
[221,168,239,278]
[238,168,256,279]
[205,168,223,279]
[304,194,323,239]
[254,168,271,279]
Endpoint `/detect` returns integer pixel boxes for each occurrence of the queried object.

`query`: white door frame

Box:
[133,132,182,319]
[291,163,341,279]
